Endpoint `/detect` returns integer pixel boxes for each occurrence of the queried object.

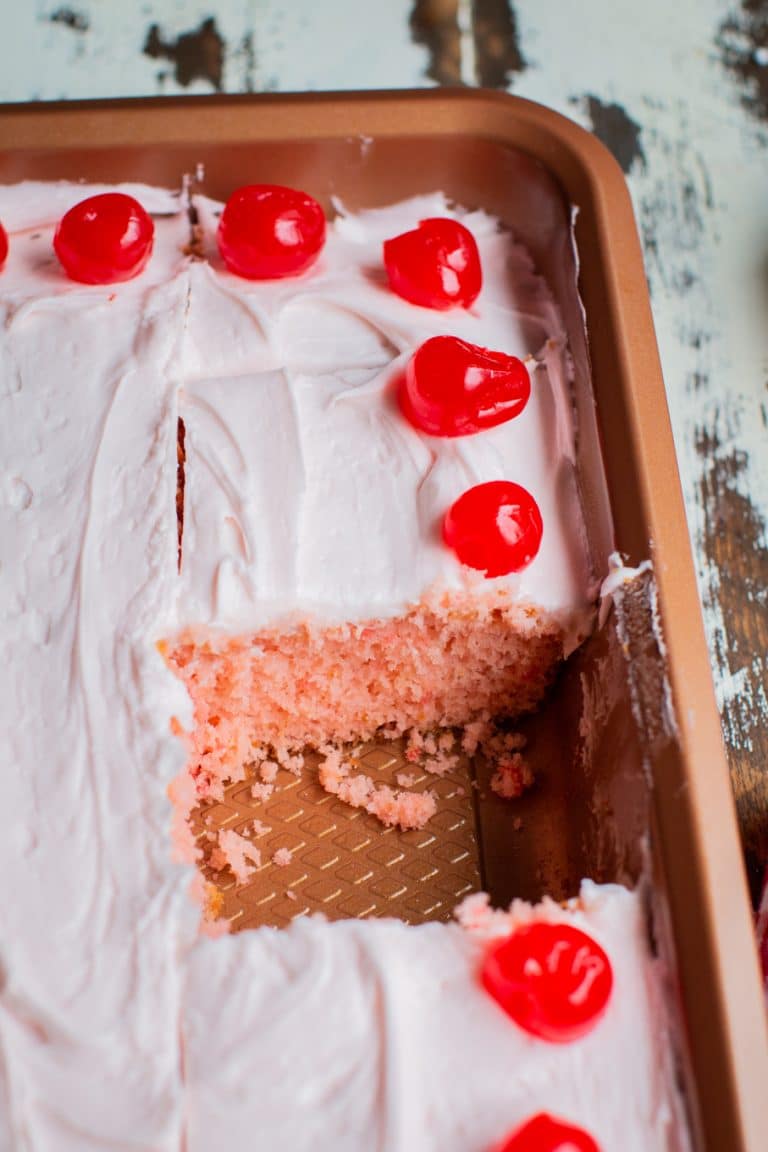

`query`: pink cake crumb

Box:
[259,760,279,784]
[396,772,417,788]
[251,781,274,802]
[317,748,347,791]
[252,819,272,836]
[282,754,305,777]
[187,874,230,936]
[461,716,490,757]
[318,750,436,831]
[490,752,534,800]
[368,785,436,831]
[454,891,494,931]
[425,750,459,776]
[210,828,262,885]
[167,769,202,864]
[453,889,582,941]
[404,726,459,777]
[285,890,298,902]
[272,848,293,867]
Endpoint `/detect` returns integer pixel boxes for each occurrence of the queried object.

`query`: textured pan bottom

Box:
[191,735,485,930]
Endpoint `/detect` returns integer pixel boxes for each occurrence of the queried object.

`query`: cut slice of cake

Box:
[161,193,596,822]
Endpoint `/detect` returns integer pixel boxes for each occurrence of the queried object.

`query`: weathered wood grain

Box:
[697,422,768,898]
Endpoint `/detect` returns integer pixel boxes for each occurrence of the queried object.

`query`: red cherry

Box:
[383,217,481,309]
[217,184,326,279]
[0,221,8,270]
[481,922,613,1042]
[54,193,154,284]
[443,482,542,578]
[494,1112,601,1152]
[400,336,530,436]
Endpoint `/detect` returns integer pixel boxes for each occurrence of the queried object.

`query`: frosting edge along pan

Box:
[1,90,766,1152]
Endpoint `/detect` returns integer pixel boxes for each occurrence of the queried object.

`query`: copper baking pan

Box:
[2,90,766,1152]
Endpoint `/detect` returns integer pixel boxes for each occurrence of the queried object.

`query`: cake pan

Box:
[1,90,766,1152]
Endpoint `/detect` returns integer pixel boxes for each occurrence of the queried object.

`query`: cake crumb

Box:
[272,847,293,867]
[454,891,492,930]
[490,752,534,800]
[461,715,491,756]
[285,890,298,902]
[205,882,224,917]
[318,750,436,831]
[395,772,417,788]
[259,760,279,784]
[210,829,262,885]
[368,784,437,831]
[251,781,274,802]
[167,769,201,864]
[404,726,459,776]
[252,819,272,837]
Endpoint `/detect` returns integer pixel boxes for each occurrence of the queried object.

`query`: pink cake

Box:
[152,185,596,843]
[0,179,691,1150]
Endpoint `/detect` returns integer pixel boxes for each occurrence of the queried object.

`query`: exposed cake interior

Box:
[165,590,562,802]
[160,192,595,841]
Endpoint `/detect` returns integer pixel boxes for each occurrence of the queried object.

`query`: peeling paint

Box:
[471,0,525,88]
[585,95,645,175]
[47,7,89,34]
[236,31,256,94]
[636,135,713,299]
[409,0,462,86]
[143,16,225,92]
[717,0,768,124]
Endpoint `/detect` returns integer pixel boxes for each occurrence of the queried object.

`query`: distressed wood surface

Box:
[3,0,767,897]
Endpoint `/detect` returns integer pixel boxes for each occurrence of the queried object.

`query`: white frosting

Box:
[0,183,198,1148]
[183,882,691,1152]
[0,182,686,1149]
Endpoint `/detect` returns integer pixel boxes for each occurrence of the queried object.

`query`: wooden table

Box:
[4,0,767,897]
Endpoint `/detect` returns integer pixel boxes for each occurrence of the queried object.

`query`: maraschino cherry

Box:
[481,922,613,1042]
[217,184,326,279]
[443,481,542,578]
[383,217,481,309]
[494,1112,601,1152]
[54,192,154,284]
[0,221,8,271]
[400,335,530,436]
